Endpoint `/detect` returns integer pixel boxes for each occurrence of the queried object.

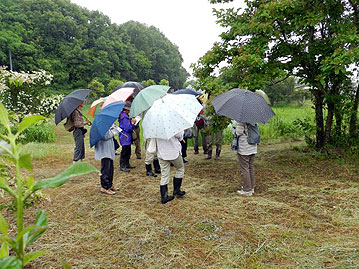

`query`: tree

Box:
[87,78,104,100]
[194,0,359,148]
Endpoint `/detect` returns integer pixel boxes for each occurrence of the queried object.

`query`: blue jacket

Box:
[118,111,134,146]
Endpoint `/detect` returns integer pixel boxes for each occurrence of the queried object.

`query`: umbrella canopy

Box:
[173,88,201,96]
[142,94,202,139]
[55,89,91,125]
[116,81,145,97]
[129,85,170,118]
[211,88,275,124]
[89,101,125,147]
[102,87,134,108]
[88,97,107,118]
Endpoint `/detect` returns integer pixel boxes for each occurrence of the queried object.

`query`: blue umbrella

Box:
[89,101,125,147]
[173,89,200,96]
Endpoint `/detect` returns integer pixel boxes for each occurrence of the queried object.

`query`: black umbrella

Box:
[211,88,275,124]
[172,88,201,96]
[55,89,91,125]
[116,81,145,97]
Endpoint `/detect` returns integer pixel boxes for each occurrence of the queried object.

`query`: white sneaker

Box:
[236,190,253,196]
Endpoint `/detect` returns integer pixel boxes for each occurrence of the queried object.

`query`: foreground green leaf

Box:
[16,115,46,137]
[24,251,47,265]
[0,242,9,259]
[0,256,22,268]
[0,213,8,235]
[0,103,10,131]
[18,154,32,172]
[33,162,98,192]
[23,211,47,248]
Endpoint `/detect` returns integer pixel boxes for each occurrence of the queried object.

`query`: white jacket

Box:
[235,122,257,156]
[156,131,183,160]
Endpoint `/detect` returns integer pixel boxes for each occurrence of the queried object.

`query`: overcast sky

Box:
[70,0,244,75]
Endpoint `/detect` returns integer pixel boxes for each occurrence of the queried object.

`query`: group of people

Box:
[69,97,257,202]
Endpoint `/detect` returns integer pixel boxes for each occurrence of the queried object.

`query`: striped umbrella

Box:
[211,88,275,124]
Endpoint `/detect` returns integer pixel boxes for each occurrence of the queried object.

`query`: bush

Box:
[18,123,56,143]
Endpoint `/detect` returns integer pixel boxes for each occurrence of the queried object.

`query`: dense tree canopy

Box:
[194,0,359,148]
[0,0,188,92]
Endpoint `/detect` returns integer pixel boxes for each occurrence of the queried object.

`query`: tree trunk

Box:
[349,82,359,138]
[313,90,325,148]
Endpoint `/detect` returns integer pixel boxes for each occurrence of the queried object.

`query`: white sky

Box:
[70,0,245,75]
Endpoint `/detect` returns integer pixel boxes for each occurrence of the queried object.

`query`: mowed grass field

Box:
[2,103,359,268]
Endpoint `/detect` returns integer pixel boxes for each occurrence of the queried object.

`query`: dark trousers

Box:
[120,144,131,168]
[180,138,188,158]
[73,128,85,161]
[101,158,114,189]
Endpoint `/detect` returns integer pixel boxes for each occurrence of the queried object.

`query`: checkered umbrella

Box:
[211,88,275,124]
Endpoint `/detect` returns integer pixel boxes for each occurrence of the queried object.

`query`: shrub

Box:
[18,123,56,144]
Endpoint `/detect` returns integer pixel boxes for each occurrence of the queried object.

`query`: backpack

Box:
[195,109,205,129]
[64,117,75,132]
[246,123,260,145]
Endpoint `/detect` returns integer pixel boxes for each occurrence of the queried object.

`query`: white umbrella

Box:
[142,94,202,139]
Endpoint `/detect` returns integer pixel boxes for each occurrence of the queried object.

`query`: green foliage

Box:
[88,78,105,100]
[141,79,156,87]
[159,79,169,86]
[16,122,56,144]
[194,0,359,149]
[0,102,98,268]
[0,0,188,91]
[107,79,124,95]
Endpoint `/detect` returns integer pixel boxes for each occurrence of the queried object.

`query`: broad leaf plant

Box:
[0,102,98,268]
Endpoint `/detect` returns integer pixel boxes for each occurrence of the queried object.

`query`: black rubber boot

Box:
[205,150,212,160]
[160,185,174,204]
[120,157,130,172]
[173,177,186,196]
[125,159,136,169]
[215,149,221,160]
[153,159,161,174]
[145,164,157,177]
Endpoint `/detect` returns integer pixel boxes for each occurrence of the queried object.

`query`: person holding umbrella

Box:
[95,124,122,195]
[211,88,275,196]
[234,121,258,196]
[89,101,126,195]
[156,132,186,204]
[55,89,92,163]
[71,103,91,162]
[118,101,136,172]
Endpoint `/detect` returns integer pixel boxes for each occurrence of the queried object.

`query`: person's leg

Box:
[193,126,199,154]
[134,127,141,159]
[158,158,174,204]
[205,133,213,159]
[100,158,115,194]
[215,130,223,160]
[248,154,255,192]
[145,150,156,177]
[124,145,135,169]
[73,128,85,162]
[237,154,252,193]
[120,145,130,172]
[201,131,208,154]
[171,155,185,196]
[181,138,188,162]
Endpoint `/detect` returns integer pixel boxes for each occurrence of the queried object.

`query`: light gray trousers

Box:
[237,154,255,192]
[158,155,185,185]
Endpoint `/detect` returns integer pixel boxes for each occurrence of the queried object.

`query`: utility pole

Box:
[9,49,13,71]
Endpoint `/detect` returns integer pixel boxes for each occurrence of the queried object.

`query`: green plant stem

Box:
[11,136,24,266]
